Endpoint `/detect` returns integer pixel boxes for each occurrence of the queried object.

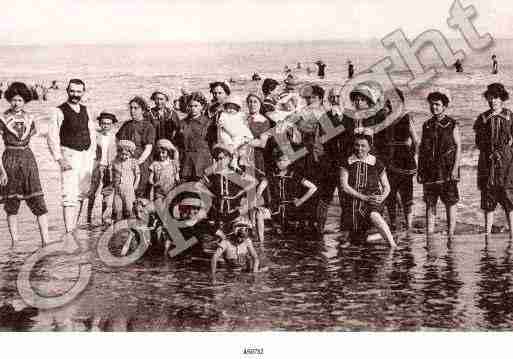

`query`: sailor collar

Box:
[348,154,376,166]
[426,115,451,129]
[482,108,510,123]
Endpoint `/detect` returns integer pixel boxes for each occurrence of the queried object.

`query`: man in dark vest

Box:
[47,78,96,234]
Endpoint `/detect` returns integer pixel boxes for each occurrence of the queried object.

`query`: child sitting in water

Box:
[418,88,461,239]
[211,217,260,283]
[149,139,180,201]
[339,128,397,248]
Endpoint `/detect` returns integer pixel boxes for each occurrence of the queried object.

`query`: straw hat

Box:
[212,142,234,158]
[117,140,136,155]
[350,81,384,107]
[97,111,118,124]
[284,75,300,90]
[223,95,243,110]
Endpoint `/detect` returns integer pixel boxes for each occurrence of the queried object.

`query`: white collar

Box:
[348,154,376,166]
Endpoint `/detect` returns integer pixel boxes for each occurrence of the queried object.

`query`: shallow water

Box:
[2,40,513,331]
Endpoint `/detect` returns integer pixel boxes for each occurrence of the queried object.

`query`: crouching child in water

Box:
[339,129,397,248]
[211,218,260,283]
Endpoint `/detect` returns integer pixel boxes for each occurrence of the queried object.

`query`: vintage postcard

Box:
[0,0,511,357]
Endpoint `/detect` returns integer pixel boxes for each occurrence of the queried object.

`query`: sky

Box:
[0,0,511,45]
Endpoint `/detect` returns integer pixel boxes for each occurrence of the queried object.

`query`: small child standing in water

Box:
[106,140,140,221]
[418,89,461,239]
[149,139,180,201]
[87,112,118,224]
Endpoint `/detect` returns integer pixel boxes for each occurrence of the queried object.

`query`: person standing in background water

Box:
[492,55,498,74]
[0,82,50,247]
[348,60,355,79]
[47,79,96,234]
[315,60,326,79]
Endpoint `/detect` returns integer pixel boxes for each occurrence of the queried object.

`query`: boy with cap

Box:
[474,83,513,239]
[87,112,118,224]
[418,88,461,239]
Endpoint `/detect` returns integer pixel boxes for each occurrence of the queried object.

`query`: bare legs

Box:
[369,212,397,248]
[446,204,456,239]
[426,203,436,236]
[426,203,456,238]
[485,210,513,240]
[7,213,49,247]
[63,203,81,233]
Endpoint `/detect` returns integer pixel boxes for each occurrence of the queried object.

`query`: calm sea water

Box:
[1,40,513,331]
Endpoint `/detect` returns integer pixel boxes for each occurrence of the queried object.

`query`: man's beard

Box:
[68,96,81,103]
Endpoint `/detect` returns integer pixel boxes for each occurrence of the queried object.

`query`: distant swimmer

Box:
[306,66,313,76]
[315,60,326,79]
[454,59,463,73]
[492,55,498,74]
[50,80,59,90]
[347,60,355,79]
[251,72,261,81]
[284,65,292,75]
[296,62,302,69]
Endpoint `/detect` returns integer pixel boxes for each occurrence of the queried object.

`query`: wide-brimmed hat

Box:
[223,95,243,111]
[483,82,509,101]
[233,217,253,229]
[350,81,384,106]
[150,90,170,101]
[156,139,177,152]
[284,75,300,90]
[117,140,136,155]
[212,143,234,158]
[97,111,118,124]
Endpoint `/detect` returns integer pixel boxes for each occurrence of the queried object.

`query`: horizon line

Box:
[2,37,512,47]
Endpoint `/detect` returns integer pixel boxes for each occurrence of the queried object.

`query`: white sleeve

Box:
[88,108,97,157]
[47,108,63,161]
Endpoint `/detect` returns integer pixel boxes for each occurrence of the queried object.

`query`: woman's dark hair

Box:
[4,82,33,103]
[186,91,208,109]
[262,78,279,96]
[129,96,150,119]
[310,85,325,100]
[353,133,373,147]
[483,82,509,102]
[427,92,449,107]
[209,81,231,96]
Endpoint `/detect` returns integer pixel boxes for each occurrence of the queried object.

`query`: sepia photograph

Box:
[1,0,513,357]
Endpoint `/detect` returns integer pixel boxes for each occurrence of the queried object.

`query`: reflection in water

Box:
[420,239,463,329]
[476,241,513,329]
[3,220,513,330]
